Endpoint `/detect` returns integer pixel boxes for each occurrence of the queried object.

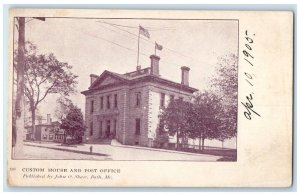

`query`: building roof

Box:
[25,121,61,128]
[82,67,198,95]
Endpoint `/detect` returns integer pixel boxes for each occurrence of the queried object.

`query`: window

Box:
[160,93,165,107]
[136,92,141,107]
[106,95,110,109]
[100,96,104,109]
[135,118,141,135]
[99,121,103,137]
[114,94,118,108]
[170,95,175,102]
[90,100,94,113]
[90,122,93,136]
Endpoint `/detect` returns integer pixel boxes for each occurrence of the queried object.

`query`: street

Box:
[23,145,110,160]
[22,142,222,161]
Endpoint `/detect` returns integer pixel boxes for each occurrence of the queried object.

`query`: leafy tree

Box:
[159,98,190,150]
[159,93,225,151]
[16,42,78,140]
[211,54,238,101]
[186,92,205,150]
[188,91,224,150]
[153,118,170,148]
[60,105,85,144]
[210,53,238,141]
[54,96,74,122]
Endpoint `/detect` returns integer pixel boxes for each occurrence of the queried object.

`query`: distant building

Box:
[24,114,64,142]
[81,55,198,147]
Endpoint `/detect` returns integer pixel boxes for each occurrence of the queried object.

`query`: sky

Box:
[14,17,238,120]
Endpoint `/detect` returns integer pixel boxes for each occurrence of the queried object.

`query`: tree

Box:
[13,17,25,157]
[188,91,224,150]
[18,42,78,140]
[210,53,238,141]
[60,105,85,144]
[159,98,190,150]
[54,96,74,122]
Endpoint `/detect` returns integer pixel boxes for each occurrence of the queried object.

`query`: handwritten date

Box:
[241,93,261,120]
[242,30,261,120]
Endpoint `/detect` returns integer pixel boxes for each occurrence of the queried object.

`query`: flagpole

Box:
[137,26,140,67]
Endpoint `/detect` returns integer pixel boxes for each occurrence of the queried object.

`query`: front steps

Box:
[111,139,123,146]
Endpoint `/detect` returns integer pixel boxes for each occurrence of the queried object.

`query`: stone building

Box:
[81,55,198,147]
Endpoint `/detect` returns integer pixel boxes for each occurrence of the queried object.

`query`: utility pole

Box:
[13,17,45,158]
[14,17,25,158]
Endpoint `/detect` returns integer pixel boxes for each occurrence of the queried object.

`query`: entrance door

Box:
[106,120,110,137]
[113,119,117,137]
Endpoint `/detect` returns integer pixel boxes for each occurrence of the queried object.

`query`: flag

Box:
[155,42,163,50]
[139,25,150,38]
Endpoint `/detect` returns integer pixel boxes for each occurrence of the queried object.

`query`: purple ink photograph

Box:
[11,16,238,161]
[6,9,293,187]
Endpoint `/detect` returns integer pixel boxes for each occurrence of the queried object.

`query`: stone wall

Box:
[83,81,195,147]
[125,84,150,146]
[83,85,127,143]
[147,84,194,145]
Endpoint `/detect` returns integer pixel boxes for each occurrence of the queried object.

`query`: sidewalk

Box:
[24,141,223,161]
[110,139,221,158]
[24,143,109,157]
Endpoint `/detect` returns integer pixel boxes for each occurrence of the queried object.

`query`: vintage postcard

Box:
[6,9,293,187]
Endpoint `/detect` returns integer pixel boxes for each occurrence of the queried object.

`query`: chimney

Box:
[90,74,98,85]
[181,66,190,86]
[47,114,51,125]
[150,55,160,76]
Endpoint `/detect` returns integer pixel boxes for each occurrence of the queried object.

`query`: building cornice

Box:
[81,75,198,96]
